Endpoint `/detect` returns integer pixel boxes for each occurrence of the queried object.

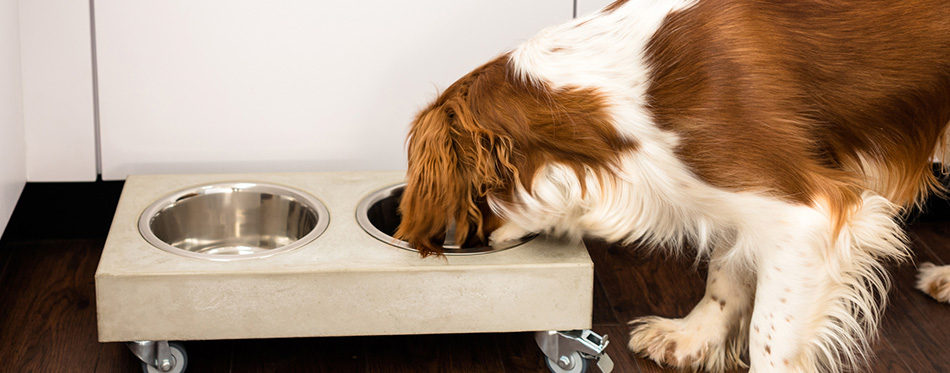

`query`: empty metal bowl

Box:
[355,183,532,255]
[139,182,329,261]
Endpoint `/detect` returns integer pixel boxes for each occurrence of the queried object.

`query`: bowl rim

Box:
[355,182,533,256]
[138,181,331,261]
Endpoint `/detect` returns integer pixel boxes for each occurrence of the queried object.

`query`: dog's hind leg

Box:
[746,193,908,373]
[629,245,754,372]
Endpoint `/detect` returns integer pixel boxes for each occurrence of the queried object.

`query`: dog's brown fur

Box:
[395,57,636,256]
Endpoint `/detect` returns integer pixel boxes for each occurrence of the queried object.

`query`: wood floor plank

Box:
[0,240,103,372]
[230,337,362,373]
[595,325,641,373]
[493,332,548,373]
[908,221,950,265]
[363,333,506,373]
[867,338,913,373]
[875,239,950,373]
[176,340,234,373]
[585,239,706,323]
[94,342,145,373]
[592,274,620,326]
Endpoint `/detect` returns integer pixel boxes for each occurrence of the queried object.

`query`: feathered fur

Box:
[396,0,950,371]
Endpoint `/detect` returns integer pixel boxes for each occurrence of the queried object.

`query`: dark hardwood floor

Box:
[0,180,948,372]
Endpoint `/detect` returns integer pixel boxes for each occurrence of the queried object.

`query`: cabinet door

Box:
[20,0,96,181]
[1,0,26,235]
[96,1,571,180]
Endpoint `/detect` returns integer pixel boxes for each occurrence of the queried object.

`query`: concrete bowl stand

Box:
[95,171,612,372]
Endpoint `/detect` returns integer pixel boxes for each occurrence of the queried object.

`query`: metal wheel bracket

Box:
[536,330,614,372]
[127,341,177,372]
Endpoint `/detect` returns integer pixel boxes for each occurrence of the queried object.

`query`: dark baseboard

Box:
[0,179,125,244]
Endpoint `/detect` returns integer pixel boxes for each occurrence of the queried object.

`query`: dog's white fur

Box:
[491,2,922,372]
[398,0,950,371]
[490,124,910,373]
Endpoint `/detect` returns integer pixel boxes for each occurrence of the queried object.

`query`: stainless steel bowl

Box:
[355,183,532,255]
[139,182,330,261]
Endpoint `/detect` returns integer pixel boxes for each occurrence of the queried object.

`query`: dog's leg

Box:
[629,246,754,372]
[917,262,950,303]
[747,193,907,373]
[748,235,831,372]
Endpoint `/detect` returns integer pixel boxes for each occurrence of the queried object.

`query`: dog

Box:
[395,0,950,371]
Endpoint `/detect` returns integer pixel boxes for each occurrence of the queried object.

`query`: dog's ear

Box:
[445,99,518,193]
[444,98,519,243]
[396,107,465,257]
[396,97,517,256]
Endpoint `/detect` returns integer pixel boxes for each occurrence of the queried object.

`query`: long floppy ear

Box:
[443,99,518,245]
[396,99,517,256]
[397,57,525,256]
[395,107,467,257]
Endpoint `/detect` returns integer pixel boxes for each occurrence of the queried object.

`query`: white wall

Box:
[576,0,614,17]
[0,0,26,237]
[19,0,97,181]
[95,1,572,180]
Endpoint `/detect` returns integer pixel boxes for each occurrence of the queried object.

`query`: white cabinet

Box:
[19,0,97,181]
[95,1,572,180]
[1,0,26,237]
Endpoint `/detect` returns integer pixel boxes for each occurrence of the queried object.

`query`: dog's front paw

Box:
[488,222,531,246]
[630,316,709,370]
[917,262,950,303]
[629,316,744,372]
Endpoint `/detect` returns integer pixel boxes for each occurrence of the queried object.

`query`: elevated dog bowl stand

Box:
[95,171,612,372]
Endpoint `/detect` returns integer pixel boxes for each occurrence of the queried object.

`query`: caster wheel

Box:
[544,351,589,373]
[141,342,188,373]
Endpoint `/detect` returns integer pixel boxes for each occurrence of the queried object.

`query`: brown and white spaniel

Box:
[395,0,950,371]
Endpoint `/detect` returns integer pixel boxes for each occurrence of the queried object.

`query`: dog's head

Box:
[394,57,517,257]
[395,55,635,256]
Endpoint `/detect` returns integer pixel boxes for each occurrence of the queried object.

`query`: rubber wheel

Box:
[141,342,188,373]
[544,351,589,373]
